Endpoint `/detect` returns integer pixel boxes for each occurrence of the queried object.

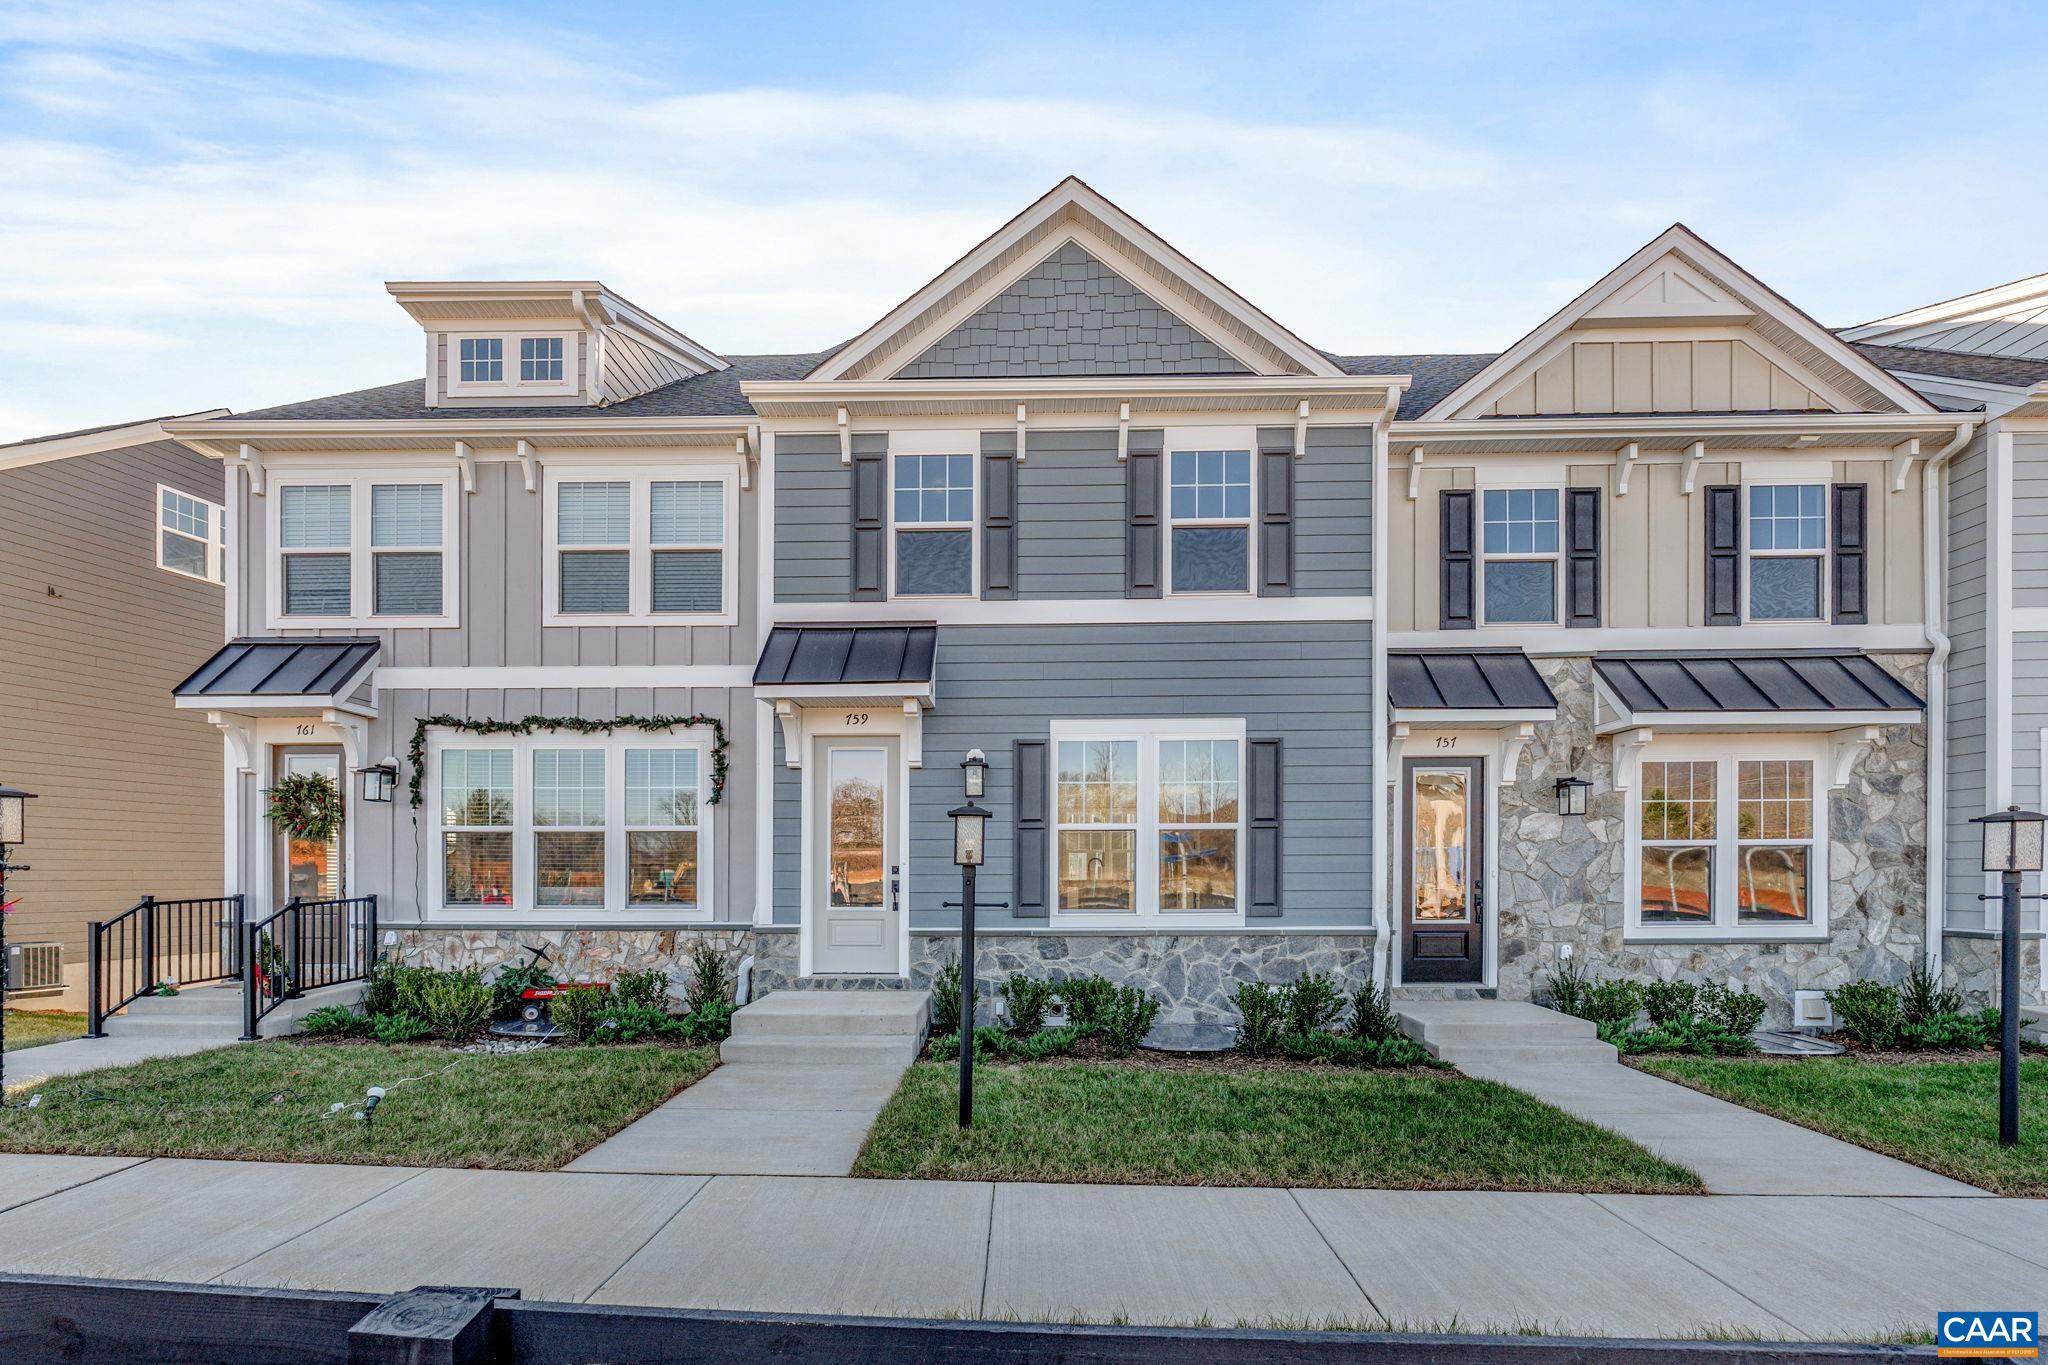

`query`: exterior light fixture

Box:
[0,785,34,848]
[949,799,988,868]
[1974,805,2045,874]
[962,748,987,800]
[1554,776,1591,818]
[358,764,398,804]
[1969,804,2048,1149]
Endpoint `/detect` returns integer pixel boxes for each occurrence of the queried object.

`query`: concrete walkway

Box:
[5,1033,222,1086]
[0,1154,2039,1339]
[1399,1000,1985,1197]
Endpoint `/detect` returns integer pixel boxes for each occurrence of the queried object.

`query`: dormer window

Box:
[459,338,503,384]
[521,336,564,382]
[447,330,578,398]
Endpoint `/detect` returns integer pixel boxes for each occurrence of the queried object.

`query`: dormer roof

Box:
[385,279,729,388]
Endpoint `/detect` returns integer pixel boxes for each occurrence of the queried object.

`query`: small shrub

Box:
[1900,1012,1988,1051]
[1347,976,1400,1042]
[548,985,614,1043]
[1978,1005,2004,1040]
[362,956,401,1016]
[1282,972,1346,1038]
[929,963,962,1035]
[1641,980,1699,1028]
[1584,979,1644,1029]
[490,959,557,1019]
[612,969,669,1012]
[300,1005,372,1038]
[1541,956,1596,1017]
[684,943,731,1014]
[372,1011,433,1044]
[416,969,492,1042]
[590,1002,676,1045]
[999,976,1058,1038]
[1606,1021,1756,1057]
[1232,981,1287,1058]
[1053,976,1119,1030]
[1696,980,1767,1036]
[1095,984,1160,1056]
[388,965,444,1021]
[1901,960,1964,1026]
[1280,1031,1436,1068]
[1827,979,1903,1048]
[674,1001,735,1044]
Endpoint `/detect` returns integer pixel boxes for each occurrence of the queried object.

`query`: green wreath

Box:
[408,713,729,808]
[266,771,345,843]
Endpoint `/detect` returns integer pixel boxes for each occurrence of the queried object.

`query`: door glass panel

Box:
[828,748,887,909]
[281,753,343,901]
[1411,768,1470,922]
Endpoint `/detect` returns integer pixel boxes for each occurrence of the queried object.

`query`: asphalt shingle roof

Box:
[1330,353,1498,419]
[1849,341,2048,391]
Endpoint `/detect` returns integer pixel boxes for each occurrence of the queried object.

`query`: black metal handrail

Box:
[242,894,378,1039]
[86,894,245,1038]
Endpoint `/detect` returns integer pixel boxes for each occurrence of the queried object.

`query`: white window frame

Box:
[1163,442,1256,598]
[427,728,715,922]
[887,438,980,601]
[156,482,225,584]
[1625,734,1829,941]
[1049,717,1248,928]
[1476,483,1564,627]
[1743,480,1829,623]
[446,329,581,398]
[542,463,740,626]
[266,469,460,629]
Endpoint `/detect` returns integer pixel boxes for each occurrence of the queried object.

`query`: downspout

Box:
[1923,420,1978,982]
[1371,387,1404,990]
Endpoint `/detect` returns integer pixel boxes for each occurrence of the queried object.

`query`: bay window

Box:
[271,471,458,626]
[1052,720,1245,923]
[1631,739,1825,938]
[431,731,711,918]
[544,467,737,624]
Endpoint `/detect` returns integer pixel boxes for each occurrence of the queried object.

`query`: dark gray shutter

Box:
[1013,738,1048,919]
[1257,429,1294,597]
[1247,739,1282,918]
[1564,486,1601,627]
[981,431,1017,601]
[1831,482,1868,624]
[1704,484,1741,625]
[849,437,887,601]
[1439,489,1475,630]
[1125,430,1163,598]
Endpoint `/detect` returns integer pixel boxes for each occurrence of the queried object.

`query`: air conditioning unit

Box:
[5,942,63,993]
[1792,989,1836,1031]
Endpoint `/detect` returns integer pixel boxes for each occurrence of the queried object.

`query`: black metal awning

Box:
[753,624,937,687]
[1593,651,1924,719]
[1388,650,1557,714]
[173,637,381,705]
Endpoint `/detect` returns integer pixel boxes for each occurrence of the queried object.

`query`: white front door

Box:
[812,737,901,975]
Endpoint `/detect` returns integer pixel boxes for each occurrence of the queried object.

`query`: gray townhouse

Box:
[152,179,2043,1035]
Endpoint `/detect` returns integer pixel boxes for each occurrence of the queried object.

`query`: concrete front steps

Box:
[98,982,245,1042]
[718,989,931,1067]
[1394,998,1619,1067]
[2021,1004,2048,1044]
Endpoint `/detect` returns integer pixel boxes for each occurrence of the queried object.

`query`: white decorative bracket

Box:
[1613,441,1640,496]
[322,709,369,771]
[903,698,925,768]
[736,434,755,491]
[1015,403,1028,463]
[207,711,256,773]
[1406,446,1426,501]
[1293,399,1310,460]
[237,443,266,495]
[1680,441,1704,496]
[453,440,476,494]
[1890,438,1921,494]
[775,700,803,768]
[1499,721,1538,784]
[1116,402,1131,462]
[836,407,851,466]
[1386,722,1411,784]
[1789,433,1821,449]
[1608,728,1656,792]
[1828,725,1883,791]
[516,439,539,494]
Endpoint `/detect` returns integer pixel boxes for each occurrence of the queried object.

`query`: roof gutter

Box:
[1922,419,1978,981]
[1371,383,1405,991]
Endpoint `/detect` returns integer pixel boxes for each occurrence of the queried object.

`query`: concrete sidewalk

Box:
[0,1153,2039,1340]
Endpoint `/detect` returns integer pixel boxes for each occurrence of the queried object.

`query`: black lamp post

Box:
[1971,804,2044,1148]
[1554,776,1591,818]
[947,749,996,1128]
[0,784,38,1102]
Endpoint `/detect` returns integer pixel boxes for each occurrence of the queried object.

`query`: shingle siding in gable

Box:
[894,242,1252,378]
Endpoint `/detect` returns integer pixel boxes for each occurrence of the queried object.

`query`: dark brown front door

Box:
[1402,757,1484,984]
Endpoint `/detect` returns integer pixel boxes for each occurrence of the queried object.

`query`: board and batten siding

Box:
[0,439,226,984]
[1944,435,1991,929]
[770,622,1373,930]
[233,457,753,667]
[1484,338,1831,417]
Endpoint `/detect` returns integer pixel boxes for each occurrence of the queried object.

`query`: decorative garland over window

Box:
[408,713,729,809]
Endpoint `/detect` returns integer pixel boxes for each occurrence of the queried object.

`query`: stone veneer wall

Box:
[1943,936,2045,1007]
[1491,654,1933,1025]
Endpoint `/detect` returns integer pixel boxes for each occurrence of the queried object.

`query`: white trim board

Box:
[374,666,755,692]
[770,597,1372,628]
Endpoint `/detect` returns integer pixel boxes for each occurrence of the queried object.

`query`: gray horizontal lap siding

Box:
[772,434,853,603]
[2015,436,2048,609]
[1017,430,1124,599]
[770,623,1373,930]
[1292,426,1374,595]
[1946,438,1990,928]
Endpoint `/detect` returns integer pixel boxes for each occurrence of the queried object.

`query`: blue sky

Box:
[2,0,2043,441]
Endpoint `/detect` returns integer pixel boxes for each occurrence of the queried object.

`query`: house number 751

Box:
[844,712,870,726]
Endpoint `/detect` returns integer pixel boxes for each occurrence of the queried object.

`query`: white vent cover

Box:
[5,942,63,992]
[1792,989,1836,1030]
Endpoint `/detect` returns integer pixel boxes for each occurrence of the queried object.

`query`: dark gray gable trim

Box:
[1125,429,1164,598]
[981,430,1018,601]
[848,433,888,601]
[1439,489,1475,630]
[1256,427,1294,597]
[1703,484,1741,625]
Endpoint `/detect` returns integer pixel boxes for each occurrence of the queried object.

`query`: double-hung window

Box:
[435,732,711,917]
[545,468,737,623]
[892,453,974,597]
[1746,484,1826,621]
[448,331,577,396]
[272,473,458,626]
[1479,488,1560,624]
[1052,720,1246,923]
[1167,449,1252,593]
[157,484,224,584]
[1632,740,1825,938]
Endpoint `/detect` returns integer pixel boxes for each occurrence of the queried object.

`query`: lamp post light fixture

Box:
[962,748,987,800]
[1554,776,1591,818]
[0,784,38,1101]
[945,750,1007,1129]
[358,763,398,804]
[1970,804,2045,1148]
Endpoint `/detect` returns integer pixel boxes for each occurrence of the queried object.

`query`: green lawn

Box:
[853,1061,1702,1192]
[0,1040,716,1170]
[1639,1055,2048,1196]
[3,1010,87,1051]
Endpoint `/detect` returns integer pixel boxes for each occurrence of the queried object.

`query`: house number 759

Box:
[844,712,870,726]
